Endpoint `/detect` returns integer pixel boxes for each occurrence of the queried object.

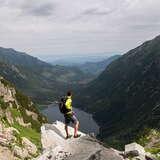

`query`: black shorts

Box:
[64,113,78,125]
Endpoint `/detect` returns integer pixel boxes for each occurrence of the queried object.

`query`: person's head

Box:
[67,91,72,97]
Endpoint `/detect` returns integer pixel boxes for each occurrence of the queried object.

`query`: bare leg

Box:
[65,124,69,138]
[74,121,79,137]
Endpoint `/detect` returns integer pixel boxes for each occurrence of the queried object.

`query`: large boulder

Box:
[13,145,29,159]
[22,137,37,155]
[0,146,14,160]
[0,127,19,147]
[125,143,145,157]
[0,81,15,103]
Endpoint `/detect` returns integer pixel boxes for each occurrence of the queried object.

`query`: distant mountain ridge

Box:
[75,35,160,153]
[46,54,115,66]
[0,47,93,104]
[78,55,121,75]
[0,47,46,67]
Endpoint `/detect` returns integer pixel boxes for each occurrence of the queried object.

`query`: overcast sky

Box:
[0,0,160,58]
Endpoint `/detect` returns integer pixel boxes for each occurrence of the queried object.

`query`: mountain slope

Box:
[79,55,121,75]
[75,35,160,151]
[0,47,92,104]
[0,76,47,159]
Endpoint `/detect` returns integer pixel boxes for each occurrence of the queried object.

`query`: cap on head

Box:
[67,91,72,96]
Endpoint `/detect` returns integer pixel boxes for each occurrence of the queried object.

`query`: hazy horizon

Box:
[38,52,120,62]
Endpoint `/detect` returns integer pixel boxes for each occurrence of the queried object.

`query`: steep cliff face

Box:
[0,76,47,160]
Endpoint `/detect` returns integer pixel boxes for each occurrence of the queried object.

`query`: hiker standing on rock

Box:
[59,91,81,139]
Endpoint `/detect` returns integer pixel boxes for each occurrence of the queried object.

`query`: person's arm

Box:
[54,101,59,104]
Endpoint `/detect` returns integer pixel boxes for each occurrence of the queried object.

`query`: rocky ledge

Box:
[35,121,157,160]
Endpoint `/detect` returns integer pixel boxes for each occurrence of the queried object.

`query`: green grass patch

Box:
[0,97,8,109]
[12,130,23,147]
[146,147,160,154]
[12,123,42,151]
[0,115,10,127]
[156,155,160,160]
[18,106,41,132]
[10,108,21,118]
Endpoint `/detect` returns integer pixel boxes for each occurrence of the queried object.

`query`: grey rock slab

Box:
[37,121,124,160]
[125,143,145,156]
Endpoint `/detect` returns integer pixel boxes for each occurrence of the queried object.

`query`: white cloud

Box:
[0,0,160,58]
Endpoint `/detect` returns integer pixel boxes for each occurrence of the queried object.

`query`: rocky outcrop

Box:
[0,121,38,160]
[26,109,38,121]
[15,117,31,127]
[13,137,38,159]
[13,145,29,159]
[22,137,37,155]
[35,121,159,160]
[36,121,124,160]
[0,146,14,160]
[5,108,14,124]
[125,143,146,157]
[123,143,157,160]
[0,77,15,103]
[0,76,46,159]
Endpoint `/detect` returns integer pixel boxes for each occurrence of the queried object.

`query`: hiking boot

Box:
[74,134,81,138]
[66,135,72,139]
[47,155,52,159]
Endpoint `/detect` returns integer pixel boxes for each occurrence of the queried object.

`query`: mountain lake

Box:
[41,104,99,135]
